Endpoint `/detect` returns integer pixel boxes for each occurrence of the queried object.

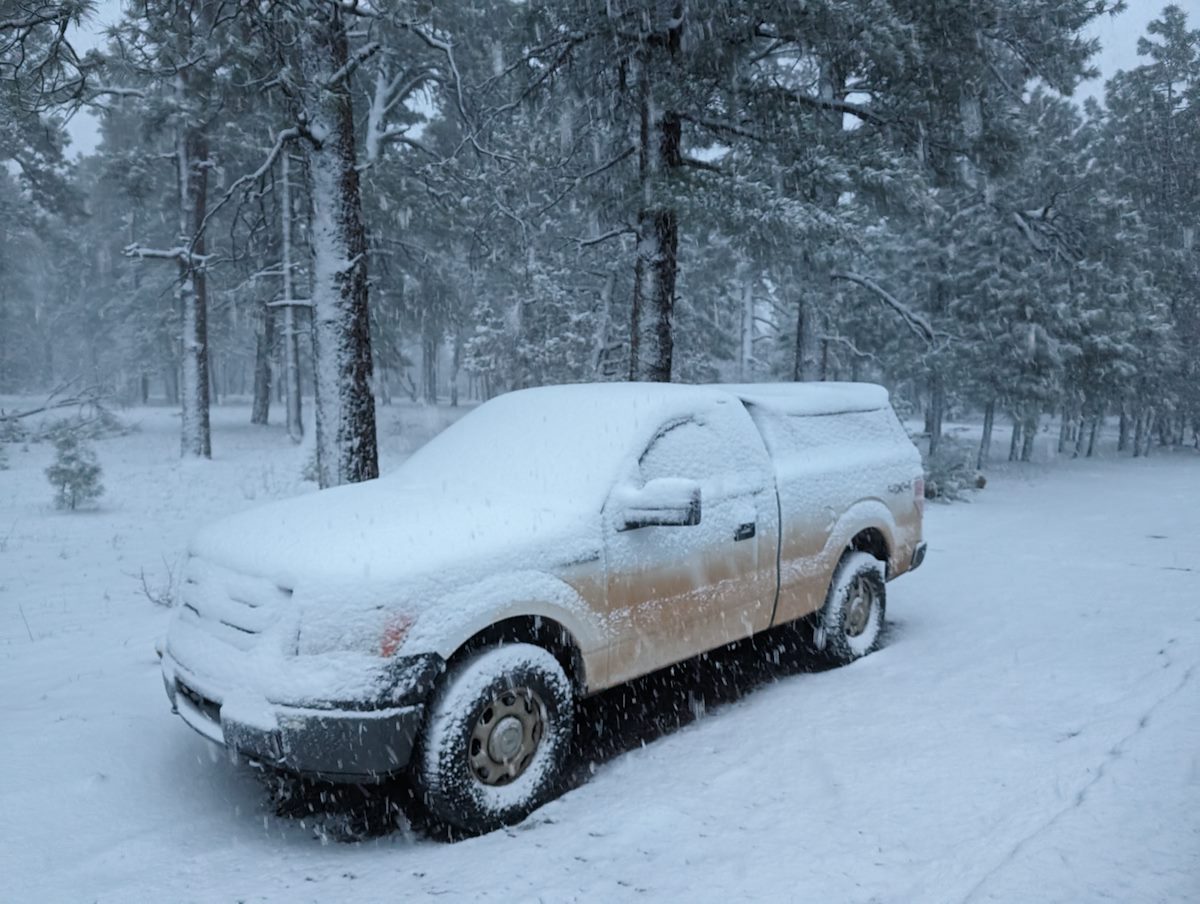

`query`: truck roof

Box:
[716,382,890,416]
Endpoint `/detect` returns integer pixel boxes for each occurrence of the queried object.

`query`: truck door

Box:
[603,398,780,685]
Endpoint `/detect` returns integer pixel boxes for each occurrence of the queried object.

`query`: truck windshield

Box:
[391,387,659,507]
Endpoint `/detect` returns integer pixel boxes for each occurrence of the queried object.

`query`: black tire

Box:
[814,550,887,665]
[413,643,574,835]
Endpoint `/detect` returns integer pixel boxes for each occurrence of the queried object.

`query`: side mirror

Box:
[615,478,702,531]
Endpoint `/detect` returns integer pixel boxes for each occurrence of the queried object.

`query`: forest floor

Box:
[1,400,1198,903]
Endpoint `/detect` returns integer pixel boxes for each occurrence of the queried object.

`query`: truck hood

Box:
[188,477,598,593]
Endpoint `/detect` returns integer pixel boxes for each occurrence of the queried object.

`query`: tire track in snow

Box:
[959,657,1198,904]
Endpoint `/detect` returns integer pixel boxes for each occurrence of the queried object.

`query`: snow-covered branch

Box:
[123,243,212,267]
[86,85,146,100]
[190,126,303,253]
[682,156,723,174]
[323,40,380,89]
[535,146,637,216]
[0,381,104,424]
[830,272,935,343]
[1009,208,1082,262]
[764,86,885,126]
[678,113,764,143]
[577,227,636,248]
[334,0,381,17]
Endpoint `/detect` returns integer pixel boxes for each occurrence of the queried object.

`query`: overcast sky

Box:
[63,1,1193,158]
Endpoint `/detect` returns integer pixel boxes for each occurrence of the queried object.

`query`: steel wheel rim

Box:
[844,577,876,638]
[468,686,547,786]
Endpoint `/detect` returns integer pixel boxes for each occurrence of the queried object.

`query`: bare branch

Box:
[0,381,105,424]
[577,227,636,248]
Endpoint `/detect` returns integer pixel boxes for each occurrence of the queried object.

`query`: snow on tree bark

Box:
[792,292,817,382]
[250,298,274,426]
[300,7,377,488]
[280,150,303,444]
[628,11,683,384]
[176,77,211,460]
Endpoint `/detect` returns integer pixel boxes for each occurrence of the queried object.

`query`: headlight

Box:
[295,606,414,657]
[379,613,414,657]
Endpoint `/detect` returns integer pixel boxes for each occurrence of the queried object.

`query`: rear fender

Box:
[820,499,900,577]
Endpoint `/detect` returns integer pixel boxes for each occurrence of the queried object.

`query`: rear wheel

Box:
[814,551,887,665]
[413,643,574,835]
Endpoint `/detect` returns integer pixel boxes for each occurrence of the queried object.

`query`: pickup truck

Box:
[161,382,926,834]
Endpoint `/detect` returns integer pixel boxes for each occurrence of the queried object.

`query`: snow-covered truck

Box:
[161,382,926,833]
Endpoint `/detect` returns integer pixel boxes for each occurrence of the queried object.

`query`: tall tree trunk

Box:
[177,106,211,459]
[1057,406,1071,454]
[1141,407,1157,457]
[163,335,180,406]
[208,351,220,406]
[739,276,754,381]
[628,13,683,383]
[301,7,378,487]
[590,267,616,378]
[250,301,274,425]
[450,329,463,407]
[977,400,995,469]
[1086,415,1100,457]
[792,292,816,381]
[1009,416,1022,462]
[1133,409,1145,458]
[1118,407,1130,452]
[927,374,945,458]
[280,151,304,444]
[422,328,438,405]
[1021,412,1037,462]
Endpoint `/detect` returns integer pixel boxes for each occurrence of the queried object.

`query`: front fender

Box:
[397,570,609,684]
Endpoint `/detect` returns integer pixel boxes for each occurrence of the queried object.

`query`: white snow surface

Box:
[2,403,1199,902]
[720,381,890,415]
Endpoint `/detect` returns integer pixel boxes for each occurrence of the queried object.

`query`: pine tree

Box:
[45,429,104,510]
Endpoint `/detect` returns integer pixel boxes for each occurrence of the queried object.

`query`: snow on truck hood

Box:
[188,480,593,591]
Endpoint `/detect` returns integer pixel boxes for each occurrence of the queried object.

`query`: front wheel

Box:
[814,551,887,665]
[413,643,574,835]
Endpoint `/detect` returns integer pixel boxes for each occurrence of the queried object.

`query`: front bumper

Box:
[162,653,442,782]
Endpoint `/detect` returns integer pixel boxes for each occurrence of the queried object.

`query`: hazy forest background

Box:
[1,0,1197,489]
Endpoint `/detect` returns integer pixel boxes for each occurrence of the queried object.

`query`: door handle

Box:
[734,522,756,541]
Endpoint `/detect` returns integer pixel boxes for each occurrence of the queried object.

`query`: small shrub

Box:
[300,445,320,483]
[923,435,985,502]
[0,417,28,443]
[45,431,104,510]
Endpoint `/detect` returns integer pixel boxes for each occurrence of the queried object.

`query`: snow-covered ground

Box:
[2,403,1198,902]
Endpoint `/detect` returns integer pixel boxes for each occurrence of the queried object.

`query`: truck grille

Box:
[178,558,292,650]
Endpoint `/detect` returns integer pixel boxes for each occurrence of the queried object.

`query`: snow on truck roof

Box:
[465,380,889,415]
[715,382,890,416]
[463,380,890,415]
[393,382,887,507]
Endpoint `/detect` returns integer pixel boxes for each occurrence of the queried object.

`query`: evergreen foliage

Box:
[0,1,1196,461]
[44,428,104,510]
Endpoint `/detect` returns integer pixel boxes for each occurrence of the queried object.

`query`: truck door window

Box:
[639,420,720,485]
